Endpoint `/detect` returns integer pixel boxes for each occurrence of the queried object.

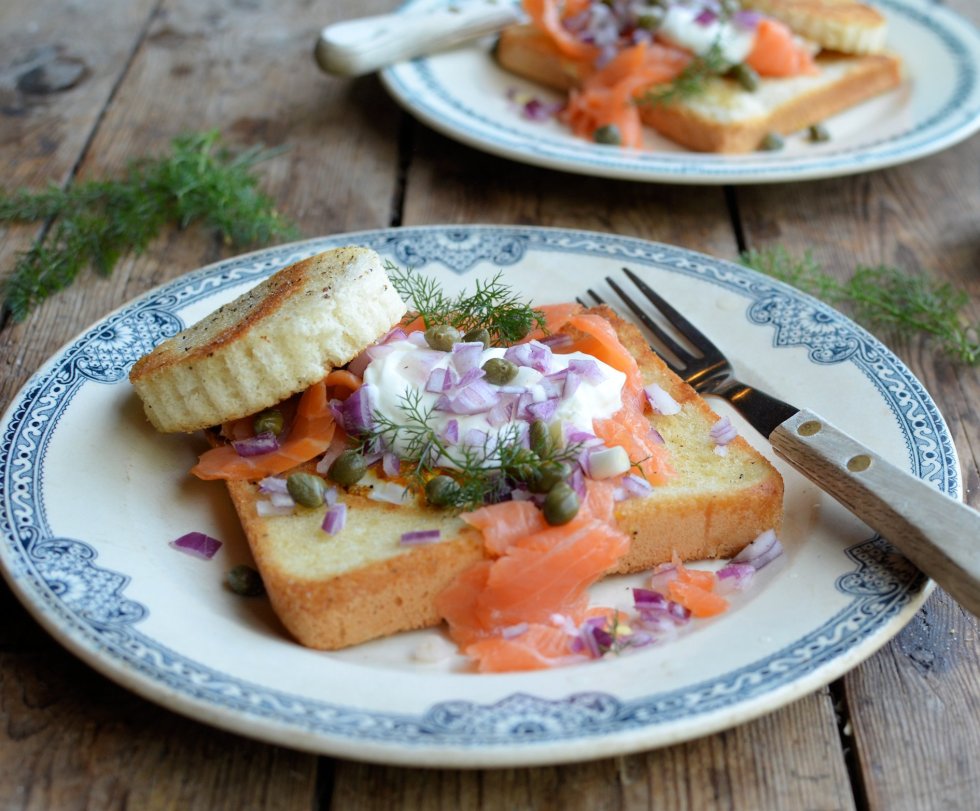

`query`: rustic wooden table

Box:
[1,1,977,808]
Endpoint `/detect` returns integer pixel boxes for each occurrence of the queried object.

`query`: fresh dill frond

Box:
[385,261,546,345]
[637,41,730,108]
[741,245,978,365]
[0,130,297,321]
[362,390,583,511]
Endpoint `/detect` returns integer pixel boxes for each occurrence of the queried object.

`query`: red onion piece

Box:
[621,474,653,498]
[170,531,222,560]
[540,333,574,350]
[232,431,280,457]
[339,384,377,435]
[710,416,738,446]
[645,384,681,416]
[562,370,582,399]
[716,562,757,592]
[382,452,400,477]
[504,341,552,373]
[731,529,783,570]
[441,419,460,444]
[695,9,718,25]
[522,98,562,121]
[400,529,442,545]
[322,503,347,535]
[648,563,678,593]
[436,379,501,415]
[527,398,559,423]
[426,366,457,394]
[407,331,428,346]
[733,10,763,29]
[451,342,485,375]
[567,358,605,384]
[258,476,289,495]
[501,622,529,639]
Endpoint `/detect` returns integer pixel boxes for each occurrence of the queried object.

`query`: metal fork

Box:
[583,267,980,617]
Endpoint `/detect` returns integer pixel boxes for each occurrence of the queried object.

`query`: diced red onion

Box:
[633,588,691,623]
[648,427,666,445]
[487,397,517,427]
[562,370,582,399]
[585,445,630,479]
[568,467,587,500]
[316,436,350,475]
[369,481,412,504]
[716,562,757,593]
[539,375,564,400]
[567,358,605,384]
[731,529,784,570]
[442,418,460,444]
[504,341,552,373]
[710,416,738,446]
[451,342,485,375]
[733,10,763,29]
[258,476,289,495]
[347,350,372,378]
[232,431,280,457]
[382,451,400,477]
[457,366,486,388]
[527,398,559,423]
[322,503,347,535]
[407,331,428,346]
[464,427,489,447]
[257,500,294,517]
[426,366,457,394]
[540,333,574,350]
[645,384,681,416]
[323,487,339,507]
[567,429,601,446]
[170,531,222,560]
[436,379,501,415]
[501,622,529,639]
[695,9,718,25]
[380,327,408,345]
[648,563,678,593]
[339,383,377,435]
[400,528,442,545]
[522,98,562,121]
[621,474,653,498]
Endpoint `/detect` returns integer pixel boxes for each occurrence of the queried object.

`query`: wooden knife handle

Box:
[770,408,980,617]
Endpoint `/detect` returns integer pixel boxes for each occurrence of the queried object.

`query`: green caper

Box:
[462,327,491,349]
[287,471,328,507]
[425,323,462,352]
[226,564,265,597]
[759,132,785,151]
[529,461,570,494]
[727,63,760,92]
[529,419,554,458]
[425,475,461,507]
[542,482,580,526]
[637,8,665,29]
[808,123,831,143]
[482,357,518,385]
[594,124,622,146]
[253,408,284,436]
[326,450,367,486]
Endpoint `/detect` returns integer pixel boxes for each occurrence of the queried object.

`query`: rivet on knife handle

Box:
[315,1,521,77]
[770,408,980,617]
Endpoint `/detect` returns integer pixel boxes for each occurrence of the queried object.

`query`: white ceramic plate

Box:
[0,226,951,767]
[381,0,980,184]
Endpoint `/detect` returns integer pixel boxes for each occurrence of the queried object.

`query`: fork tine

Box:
[606,276,696,367]
[586,289,605,305]
[621,267,722,358]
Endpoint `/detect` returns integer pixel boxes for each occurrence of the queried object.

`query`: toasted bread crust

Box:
[224,307,783,650]
[130,246,406,433]
[741,0,888,54]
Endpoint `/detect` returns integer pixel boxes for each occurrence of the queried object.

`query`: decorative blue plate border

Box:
[0,226,943,761]
[381,0,980,184]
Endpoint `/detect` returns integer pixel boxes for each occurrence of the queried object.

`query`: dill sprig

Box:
[0,130,298,321]
[741,245,979,365]
[637,41,730,108]
[385,261,546,345]
[363,389,583,511]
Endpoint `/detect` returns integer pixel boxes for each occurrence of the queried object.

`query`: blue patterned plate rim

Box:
[0,225,947,767]
[381,0,980,184]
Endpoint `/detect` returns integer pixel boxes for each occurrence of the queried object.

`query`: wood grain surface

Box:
[1,0,977,809]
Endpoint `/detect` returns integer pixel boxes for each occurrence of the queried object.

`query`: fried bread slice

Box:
[130,247,407,433]
[224,307,783,650]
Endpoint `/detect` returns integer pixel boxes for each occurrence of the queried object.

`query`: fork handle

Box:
[770,409,980,617]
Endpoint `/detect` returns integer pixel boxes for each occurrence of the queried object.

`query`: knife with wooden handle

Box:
[315,1,521,77]
[769,409,980,616]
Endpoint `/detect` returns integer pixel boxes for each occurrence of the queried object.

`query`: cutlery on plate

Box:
[582,268,980,617]
[315,0,521,77]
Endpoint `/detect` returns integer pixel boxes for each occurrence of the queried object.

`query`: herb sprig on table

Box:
[741,245,979,365]
[0,130,297,321]
[386,261,546,344]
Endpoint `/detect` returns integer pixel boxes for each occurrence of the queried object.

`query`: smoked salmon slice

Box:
[191,380,336,480]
